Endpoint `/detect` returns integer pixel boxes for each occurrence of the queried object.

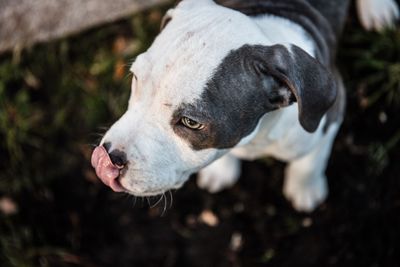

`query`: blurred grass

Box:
[0,3,399,267]
[339,28,400,107]
[338,24,400,176]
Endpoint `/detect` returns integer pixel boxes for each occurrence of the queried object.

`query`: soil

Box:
[27,84,400,267]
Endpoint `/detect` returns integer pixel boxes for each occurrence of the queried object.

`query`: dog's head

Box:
[91,0,337,196]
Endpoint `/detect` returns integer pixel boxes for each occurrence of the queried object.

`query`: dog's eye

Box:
[181,117,205,130]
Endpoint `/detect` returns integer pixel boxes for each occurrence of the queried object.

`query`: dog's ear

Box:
[253,44,337,132]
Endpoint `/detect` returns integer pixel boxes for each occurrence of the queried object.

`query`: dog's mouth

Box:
[91,144,190,196]
[91,146,126,192]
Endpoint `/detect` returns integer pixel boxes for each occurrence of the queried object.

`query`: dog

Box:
[91,0,399,212]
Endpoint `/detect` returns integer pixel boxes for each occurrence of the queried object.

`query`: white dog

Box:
[91,0,399,212]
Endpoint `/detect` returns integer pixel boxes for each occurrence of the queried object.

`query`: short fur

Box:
[97,0,399,211]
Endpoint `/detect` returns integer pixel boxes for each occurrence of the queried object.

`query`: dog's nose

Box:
[102,142,127,167]
[103,142,112,151]
[108,149,127,167]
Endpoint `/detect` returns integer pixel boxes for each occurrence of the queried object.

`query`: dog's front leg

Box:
[197,153,241,193]
[283,124,340,212]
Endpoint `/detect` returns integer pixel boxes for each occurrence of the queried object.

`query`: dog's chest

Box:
[231,106,326,161]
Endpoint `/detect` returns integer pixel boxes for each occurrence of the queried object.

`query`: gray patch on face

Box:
[172,44,336,150]
[172,61,283,150]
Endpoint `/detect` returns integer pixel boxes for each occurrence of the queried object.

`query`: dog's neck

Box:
[251,14,316,58]
[215,0,337,66]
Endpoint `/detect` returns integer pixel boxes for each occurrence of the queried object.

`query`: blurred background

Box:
[0,1,400,266]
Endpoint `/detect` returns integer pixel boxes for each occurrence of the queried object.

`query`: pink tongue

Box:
[91,146,125,192]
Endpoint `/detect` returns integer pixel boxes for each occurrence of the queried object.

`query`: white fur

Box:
[252,14,315,56]
[101,0,340,211]
[198,154,241,193]
[283,123,339,212]
[357,0,399,31]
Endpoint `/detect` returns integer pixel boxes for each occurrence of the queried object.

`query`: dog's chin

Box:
[119,175,186,197]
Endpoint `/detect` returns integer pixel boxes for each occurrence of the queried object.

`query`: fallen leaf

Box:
[229,232,243,251]
[199,209,219,227]
[0,197,18,215]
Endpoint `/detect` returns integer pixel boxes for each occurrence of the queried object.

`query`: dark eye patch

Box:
[171,46,281,150]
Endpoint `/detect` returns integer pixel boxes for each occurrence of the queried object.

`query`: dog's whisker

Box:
[123,72,133,81]
[140,197,144,208]
[89,132,105,137]
[146,196,151,207]
[123,62,135,68]
[150,194,164,208]
[86,143,98,148]
[127,57,137,66]
[132,195,137,207]
[97,126,110,131]
[161,193,168,217]
[168,190,173,209]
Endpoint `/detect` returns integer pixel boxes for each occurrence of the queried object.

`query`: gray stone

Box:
[0,0,169,54]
